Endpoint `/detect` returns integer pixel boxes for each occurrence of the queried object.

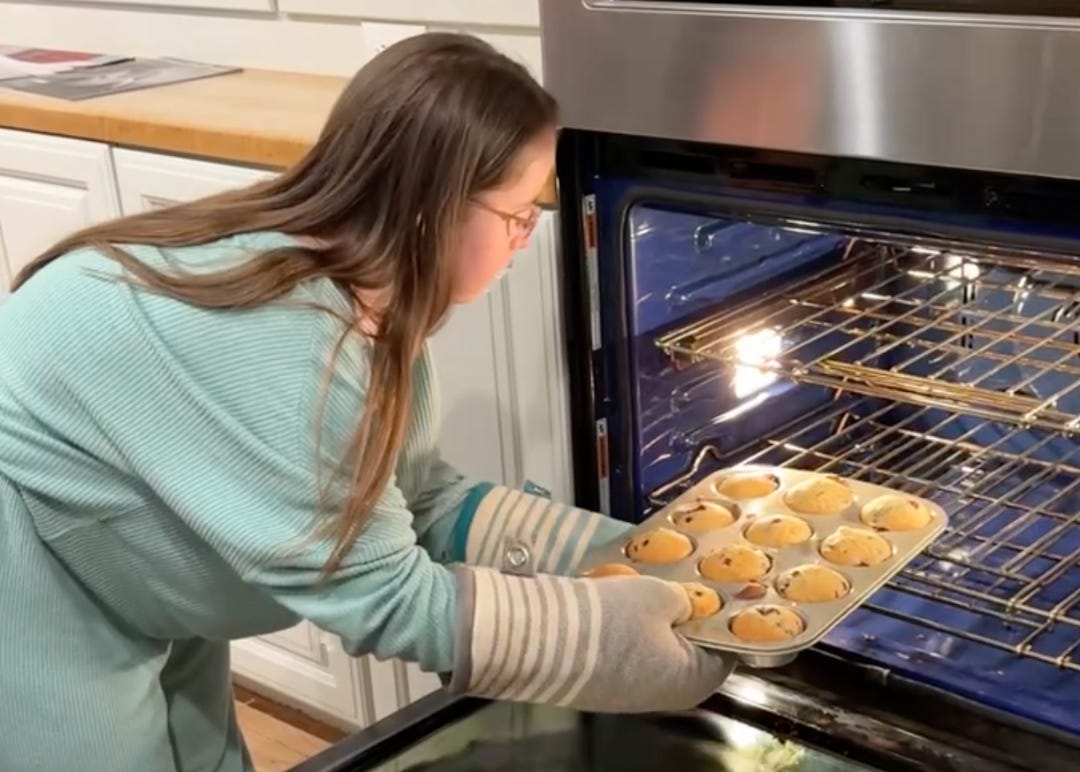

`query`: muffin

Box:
[783,475,854,515]
[744,515,812,548]
[670,500,737,533]
[776,564,850,603]
[681,582,723,620]
[713,474,778,501]
[698,544,772,583]
[730,605,805,643]
[625,527,694,564]
[860,494,932,532]
[582,562,640,579]
[820,526,892,567]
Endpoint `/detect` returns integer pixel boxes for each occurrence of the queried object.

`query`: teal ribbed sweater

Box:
[0,232,478,771]
[0,231,630,771]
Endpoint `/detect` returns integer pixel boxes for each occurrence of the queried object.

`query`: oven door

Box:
[540,1,1080,181]
[287,683,1040,772]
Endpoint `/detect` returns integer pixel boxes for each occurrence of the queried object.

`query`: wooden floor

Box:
[235,686,348,772]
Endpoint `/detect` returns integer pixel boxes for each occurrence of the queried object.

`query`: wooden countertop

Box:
[0,66,558,206]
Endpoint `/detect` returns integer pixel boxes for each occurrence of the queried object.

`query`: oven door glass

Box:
[296,696,879,772]
[637,1,1080,15]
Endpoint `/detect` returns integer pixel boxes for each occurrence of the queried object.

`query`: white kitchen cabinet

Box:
[496,211,573,501]
[65,0,274,11]
[278,0,539,29]
[0,129,120,294]
[112,147,272,211]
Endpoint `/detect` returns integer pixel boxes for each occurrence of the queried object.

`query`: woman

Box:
[0,33,732,771]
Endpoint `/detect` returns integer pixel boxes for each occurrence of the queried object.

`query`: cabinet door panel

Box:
[112,148,271,215]
[278,0,538,28]
[0,129,120,293]
[64,0,274,11]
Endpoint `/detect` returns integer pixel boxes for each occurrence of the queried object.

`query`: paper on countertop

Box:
[0,45,130,82]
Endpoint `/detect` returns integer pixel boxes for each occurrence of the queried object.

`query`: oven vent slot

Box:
[629,147,822,193]
[655,241,1080,434]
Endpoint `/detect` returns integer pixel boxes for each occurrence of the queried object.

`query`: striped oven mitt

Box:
[447,564,736,713]
[427,480,735,712]
[448,481,633,577]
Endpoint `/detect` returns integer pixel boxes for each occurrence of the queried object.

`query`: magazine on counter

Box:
[1,57,241,101]
[0,45,131,81]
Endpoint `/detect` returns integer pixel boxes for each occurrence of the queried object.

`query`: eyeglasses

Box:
[471,199,540,249]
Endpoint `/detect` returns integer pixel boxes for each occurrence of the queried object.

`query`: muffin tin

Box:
[576,464,948,668]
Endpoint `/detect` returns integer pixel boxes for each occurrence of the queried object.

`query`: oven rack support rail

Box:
[656,242,1080,435]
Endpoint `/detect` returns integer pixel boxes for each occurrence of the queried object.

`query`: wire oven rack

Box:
[651,239,1080,674]
[652,398,1080,674]
[655,242,1080,433]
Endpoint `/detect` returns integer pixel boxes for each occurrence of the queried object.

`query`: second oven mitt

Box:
[447,565,735,714]
[448,483,633,576]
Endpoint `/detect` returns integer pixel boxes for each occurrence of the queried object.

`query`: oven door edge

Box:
[287,692,489,772]
[707,647,1080,772]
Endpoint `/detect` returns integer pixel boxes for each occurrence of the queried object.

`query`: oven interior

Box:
[582,140,1080,742]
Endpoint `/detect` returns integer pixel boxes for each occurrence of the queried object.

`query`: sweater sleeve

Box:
[5,249,459,673]
[403,351,631,574]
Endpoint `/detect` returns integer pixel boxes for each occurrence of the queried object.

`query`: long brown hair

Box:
[14,33,558,575]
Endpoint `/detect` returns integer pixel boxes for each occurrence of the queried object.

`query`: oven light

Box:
[943,254,981,289]
[732,329,782,397]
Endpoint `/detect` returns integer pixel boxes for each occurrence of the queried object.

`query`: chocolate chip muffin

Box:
[712,473,778,501]
[625,527,695,564]
[698,544,772,583]
[820,526,892,567]
[860,494,932,532]
[681,582,723,620]
[730,605,805,643]
[776,564,850,603]
[744,515,812,548]
[783,474,854,515]
[670,500,737,533]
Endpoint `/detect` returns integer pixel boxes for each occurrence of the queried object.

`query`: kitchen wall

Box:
[0,1,542,81]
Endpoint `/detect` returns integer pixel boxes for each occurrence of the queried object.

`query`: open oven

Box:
[294,3,1080,770]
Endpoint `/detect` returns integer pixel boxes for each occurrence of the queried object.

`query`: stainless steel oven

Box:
[549,1,1080,769]
[294,4,1080,770]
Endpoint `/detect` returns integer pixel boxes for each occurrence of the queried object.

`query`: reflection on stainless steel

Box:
[540,2,1080,179]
